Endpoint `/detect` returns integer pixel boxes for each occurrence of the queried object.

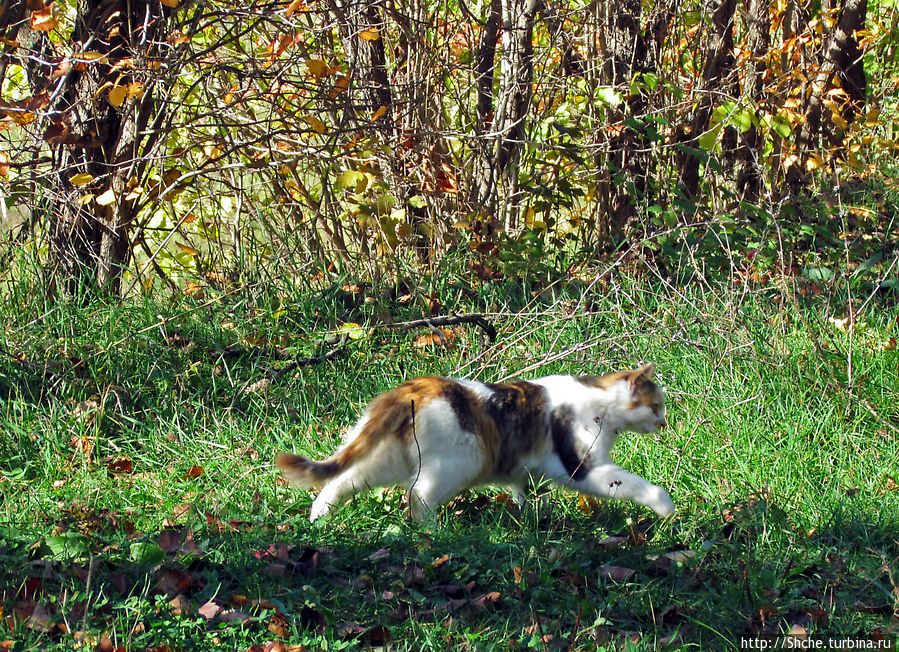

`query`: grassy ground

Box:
[1,268,898,650]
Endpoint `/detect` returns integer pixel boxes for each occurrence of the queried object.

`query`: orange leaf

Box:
[160,0,179,6]
[285,0,308,15]
[0,153,8,178]
[30,5,58,32]
[370,105,388,121]
[359,28,380,41]
[183,465,204,479]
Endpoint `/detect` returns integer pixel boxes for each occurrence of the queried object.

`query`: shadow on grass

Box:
[1,493,897,650]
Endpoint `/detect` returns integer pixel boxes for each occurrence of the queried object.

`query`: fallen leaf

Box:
[367,547,390,561]
[182,464,203,479]
[158,529,182,553]
[155,568,196,595]
[168,594,192,616]
[597,535,627,549]
[107,458,134,474]
[197,600,224,620]
[598,565,635,582]
[299,604,326,633]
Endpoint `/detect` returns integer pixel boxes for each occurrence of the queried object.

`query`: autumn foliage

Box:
[0,0,897,294]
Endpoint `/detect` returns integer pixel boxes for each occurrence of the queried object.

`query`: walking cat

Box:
[277,364,675,522]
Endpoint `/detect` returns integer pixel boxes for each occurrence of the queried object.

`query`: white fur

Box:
[304,371,674,522]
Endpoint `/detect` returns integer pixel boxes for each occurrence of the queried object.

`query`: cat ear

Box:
[628,363,656,388]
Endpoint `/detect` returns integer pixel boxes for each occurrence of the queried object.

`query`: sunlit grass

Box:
[1,273,897,649]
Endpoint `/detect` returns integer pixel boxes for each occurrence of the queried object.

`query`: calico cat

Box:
[277,363,675,522]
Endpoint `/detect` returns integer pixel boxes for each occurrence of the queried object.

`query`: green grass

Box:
[1,271,898,650]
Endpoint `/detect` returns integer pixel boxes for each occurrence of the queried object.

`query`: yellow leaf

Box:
[830,111,849,129]
[70,173,95,186]
[806,152,826,171]
[359,28,380,41]
[108,85,127,107]
[78,194,95,205]
[864,107,881,127]
[75,51,107,63]
[305,58,329,79]
[127,82,144,99]
[96,189,116,206]
[338,322,367,340]
[176,243,199,256]
[370,105,388,121]
[302,115,326,134]
[9,111,35,126]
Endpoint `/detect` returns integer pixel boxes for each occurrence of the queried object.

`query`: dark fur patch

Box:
[550,406,591,480]
[441,382,478,433]
[482,381,548,476]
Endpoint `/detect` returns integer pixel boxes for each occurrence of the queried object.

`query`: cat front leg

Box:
[574,463,675,517]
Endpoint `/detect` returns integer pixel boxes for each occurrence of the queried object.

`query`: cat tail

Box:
[276,390,412,489]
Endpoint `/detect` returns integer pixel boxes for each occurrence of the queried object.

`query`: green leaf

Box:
[772,113,793,139]
[336,170,363,190]
[595,86,622,106]
[130,542,166,564]
[853,252,882,276]
[338,322,366,340]
[407,195,427,209]
[46,532,90,560]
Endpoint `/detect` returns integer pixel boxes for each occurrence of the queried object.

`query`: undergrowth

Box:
[1,262,898,650]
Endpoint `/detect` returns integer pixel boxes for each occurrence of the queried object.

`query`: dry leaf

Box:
[359,28,380,41]
[0,152,8,177]
[176,242,198,256]
[598,564,636,582]
[305,58,329,78]
[107,458,134,474]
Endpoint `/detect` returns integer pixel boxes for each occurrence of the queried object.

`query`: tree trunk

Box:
[46,0,175,297]
[470,0,537,232]
[799,0,867,158]
[331,0,394,124]
[677,0,738,200]
[470,0,502,216]
[736,0,769,202]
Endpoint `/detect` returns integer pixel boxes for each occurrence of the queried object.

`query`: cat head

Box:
[621,363,667,433]
[580,363,667,433]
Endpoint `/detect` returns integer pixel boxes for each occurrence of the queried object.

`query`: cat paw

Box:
[650,488,675,518]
